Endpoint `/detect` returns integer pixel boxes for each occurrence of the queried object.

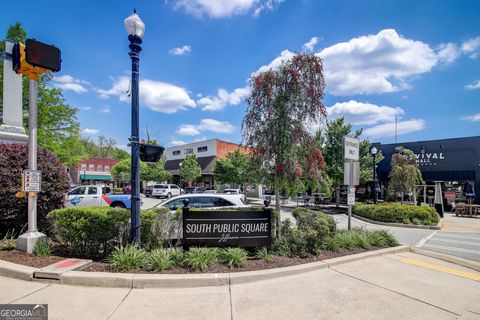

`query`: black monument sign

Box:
[182,208,272,248]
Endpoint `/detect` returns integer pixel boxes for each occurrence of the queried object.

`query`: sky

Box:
[1,0,479,149]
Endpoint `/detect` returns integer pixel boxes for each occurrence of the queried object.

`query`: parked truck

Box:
[65,185,135,209]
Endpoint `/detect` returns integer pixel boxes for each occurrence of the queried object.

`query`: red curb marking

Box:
[55,259,80,268]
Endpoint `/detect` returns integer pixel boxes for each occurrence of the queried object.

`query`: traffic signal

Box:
[25,39,61,72]
[140,143,165,162]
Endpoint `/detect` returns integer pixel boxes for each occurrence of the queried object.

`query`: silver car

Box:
[159,194,247,211]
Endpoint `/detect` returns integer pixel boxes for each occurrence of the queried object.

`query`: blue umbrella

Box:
[464,181,475,198]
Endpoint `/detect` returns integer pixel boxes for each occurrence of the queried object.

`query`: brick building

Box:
[164,139,250,189]
[71,157,119,185]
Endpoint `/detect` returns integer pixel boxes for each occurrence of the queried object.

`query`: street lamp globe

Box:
[371,147,378,155]
[124,10,145,39]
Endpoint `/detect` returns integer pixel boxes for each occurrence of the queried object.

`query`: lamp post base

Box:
[16,231,47,254]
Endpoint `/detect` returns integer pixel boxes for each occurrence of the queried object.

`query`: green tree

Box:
[1,23,84,167]
[359,139,384,185]
[111,158,148,182]
[143,156,171,182]
[243,54,327,234]
[213,150,255,189]
[180,154,202,186]
[388,146,424,204]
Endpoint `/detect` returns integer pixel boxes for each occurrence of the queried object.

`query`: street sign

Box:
[344,136,360,161]
[347,187,355,205]
[344,161,360,185]
[24,170,41,192]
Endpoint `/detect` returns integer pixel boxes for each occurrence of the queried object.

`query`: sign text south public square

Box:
[183,209,272,248]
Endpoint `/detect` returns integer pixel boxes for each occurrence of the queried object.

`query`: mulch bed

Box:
[0,247,377,274]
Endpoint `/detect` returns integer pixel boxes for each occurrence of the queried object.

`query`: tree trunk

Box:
[401,192,404,205]
[275,176,281,239]
[335,187,340,208]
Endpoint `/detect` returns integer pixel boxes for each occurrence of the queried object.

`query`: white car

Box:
[159,194,247,211]
[152,184,182,199]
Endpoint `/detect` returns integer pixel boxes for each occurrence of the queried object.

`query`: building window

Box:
[81,163,87,171]
[197,146,208,153]
[105,165,110,172]
[97,164,103,171]
[184,148,193,154]
[172,150,180,156]
[89,164,94,171]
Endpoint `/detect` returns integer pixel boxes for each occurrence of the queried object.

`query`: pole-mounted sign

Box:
[12,38,61,253]
[343,136,360,231]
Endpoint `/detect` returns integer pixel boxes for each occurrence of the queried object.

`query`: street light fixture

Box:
[371,147,378,204]
[124,9,145,246]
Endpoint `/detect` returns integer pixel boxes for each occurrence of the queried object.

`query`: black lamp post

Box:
[124,10,145,245]
[371,147,378,204]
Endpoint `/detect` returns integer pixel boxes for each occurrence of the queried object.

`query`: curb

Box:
[0,259,36,281]
[0,246,409,288]
[410,247,480,272]
[352,214,443,230]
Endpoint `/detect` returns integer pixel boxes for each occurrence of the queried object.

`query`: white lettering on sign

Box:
[344,136,360,161]
[414,152,445,166]
[24,170,42,192]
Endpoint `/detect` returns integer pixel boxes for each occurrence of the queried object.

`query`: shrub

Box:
[0,231,17,251]
[221,248,248,268]
[109,245,147,271]
[0,144,69,235]
[48,207,130,258]
[141,207,181,249]
[183,247,219,271]
[145,249,174,271]
[283,208,337,256]
[322,237,339,251]
[170,248,185,267]
[353,203,439,225]
[33,239,52,257]
[256,247,274,262]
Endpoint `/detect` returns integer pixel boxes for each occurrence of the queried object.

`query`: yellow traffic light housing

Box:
[12,42,47,80]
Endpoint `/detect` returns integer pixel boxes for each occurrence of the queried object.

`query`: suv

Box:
[152,184,182,198]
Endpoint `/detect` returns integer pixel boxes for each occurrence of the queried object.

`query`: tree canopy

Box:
[243,53,327,228]
[213,150,256,187]
[388,146,424,201]
[180,154,202,186]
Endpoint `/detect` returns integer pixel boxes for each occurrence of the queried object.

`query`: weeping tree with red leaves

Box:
[242,54,327,237]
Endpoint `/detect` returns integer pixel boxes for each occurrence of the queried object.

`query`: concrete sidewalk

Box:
[1,252,479,319]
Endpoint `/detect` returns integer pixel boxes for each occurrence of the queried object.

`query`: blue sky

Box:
[1,0,479,149]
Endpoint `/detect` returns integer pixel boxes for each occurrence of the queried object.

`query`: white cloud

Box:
[318,29,438,96]
[173,0,284,18]
[171,140,187,146]
[363,119,425,137]
[176,119,236,136]
[197,87,250,111]
[82,128,99,135]
[96,77,196,114]
[436,43,460,64]
[99,107,111,113]
[327,100,404,125]
[302,36,319,52]
[465,80,480,90]
[176,125,201,136]
[461,113,480,122]
[461,36,480,59]
[52,75,88,93]
[254,49,295,75]
[169,45,191,56]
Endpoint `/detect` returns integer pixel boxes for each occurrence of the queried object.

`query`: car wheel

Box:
[167,192,172,199]
[111,202,126,209]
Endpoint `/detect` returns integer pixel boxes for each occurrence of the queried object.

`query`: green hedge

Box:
[353,203,440,225]
[48,206,173,258]
[48,207,130,258]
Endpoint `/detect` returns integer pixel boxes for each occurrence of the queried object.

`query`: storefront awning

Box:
[80,174,112,181]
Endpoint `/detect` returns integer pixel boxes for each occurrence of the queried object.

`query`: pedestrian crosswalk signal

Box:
[25,39,61,72]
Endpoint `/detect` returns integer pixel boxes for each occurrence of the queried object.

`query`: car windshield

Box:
[154,185,166,189]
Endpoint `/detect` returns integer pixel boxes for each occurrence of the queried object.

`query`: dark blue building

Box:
[374,136,480,204]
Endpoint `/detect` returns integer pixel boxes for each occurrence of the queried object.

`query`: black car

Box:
[184,187,205,194]
[144,186,153,198]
